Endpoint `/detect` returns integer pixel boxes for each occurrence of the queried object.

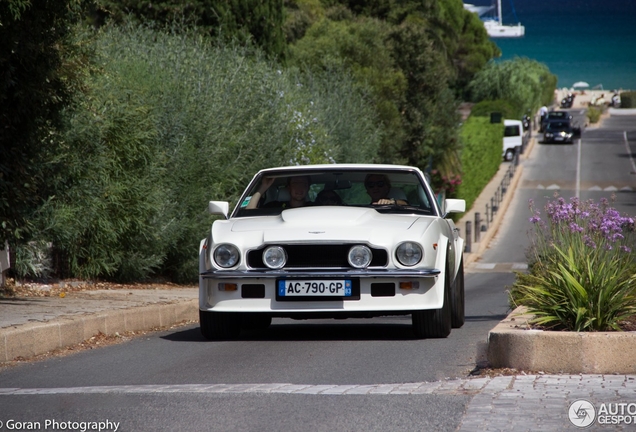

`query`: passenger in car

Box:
[315,189,343,206]
[364,174,407,205]
[247,175,311,209]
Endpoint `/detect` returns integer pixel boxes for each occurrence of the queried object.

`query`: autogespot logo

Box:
[569,400,596,428]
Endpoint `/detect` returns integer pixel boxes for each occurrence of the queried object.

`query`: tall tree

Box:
[97,0,287,59]
[468,57,557,117]
[0,0,85,245]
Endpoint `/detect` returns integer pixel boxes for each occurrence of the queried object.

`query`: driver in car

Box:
[364,174,407,206]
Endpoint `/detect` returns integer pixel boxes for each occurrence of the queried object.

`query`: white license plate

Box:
[278,280,352,297]
[555,136,564,141]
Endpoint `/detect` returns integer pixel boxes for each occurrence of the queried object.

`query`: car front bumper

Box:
[199,268,445,314]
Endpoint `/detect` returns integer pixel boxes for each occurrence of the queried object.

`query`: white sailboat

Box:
[465,0,525,38]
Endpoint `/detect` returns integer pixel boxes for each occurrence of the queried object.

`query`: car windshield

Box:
[233,168,437,218]
[546,121,570,130]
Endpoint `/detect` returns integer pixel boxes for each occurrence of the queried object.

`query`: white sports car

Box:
[199,164,466,339]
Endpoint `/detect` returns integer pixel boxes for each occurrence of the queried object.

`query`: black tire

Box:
[241,313,272,331]
[451,258,465,329]
[504,149,515,162]
[412,263,452,339]
[200,310,241,340]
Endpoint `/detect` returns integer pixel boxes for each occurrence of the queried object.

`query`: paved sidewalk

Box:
[0,287,197,362]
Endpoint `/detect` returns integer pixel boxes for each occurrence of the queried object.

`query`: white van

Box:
[502,119,523,162]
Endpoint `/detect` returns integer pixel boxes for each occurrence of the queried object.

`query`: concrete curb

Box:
[0,299,198,362]
[488,307,636,374]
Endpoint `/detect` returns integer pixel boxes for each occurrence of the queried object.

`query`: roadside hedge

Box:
[469,99,517,121]
[456,116,503,213]
[620,91,636,108]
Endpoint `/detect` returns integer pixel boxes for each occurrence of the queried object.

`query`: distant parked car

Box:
[502,119,523,161]
[199,164,466,340]
[543,120,574,144]
[540,110,573,132]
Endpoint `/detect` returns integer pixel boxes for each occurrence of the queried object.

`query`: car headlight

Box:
[396,242,423,266]
[213,244,240,268]
[348,245,372,268]
[545,133,553,138]
[263,246,287,269]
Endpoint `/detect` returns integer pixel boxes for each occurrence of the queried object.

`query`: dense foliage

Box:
[468,57,557,119]
[469,100,517,121]
[1,0,554,283]
[16,23,382,282]
[620,91,636,109]
[286,0,499,177]
[510,197,636,331]
[454,116,503,212]
[0,0,87,246]
[97,0,287,59]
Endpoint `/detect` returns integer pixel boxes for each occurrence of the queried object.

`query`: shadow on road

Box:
[161,317,445,343]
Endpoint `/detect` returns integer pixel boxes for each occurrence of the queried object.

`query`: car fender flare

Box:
[433,235,450,305]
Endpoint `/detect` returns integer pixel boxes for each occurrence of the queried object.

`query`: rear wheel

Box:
[200,310,241,340]
[412,263,452,339]
[451,258,465,328]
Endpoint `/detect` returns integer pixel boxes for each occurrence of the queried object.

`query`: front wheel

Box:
[412,264,452,339]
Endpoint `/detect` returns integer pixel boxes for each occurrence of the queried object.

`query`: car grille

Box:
[247,244,388,269]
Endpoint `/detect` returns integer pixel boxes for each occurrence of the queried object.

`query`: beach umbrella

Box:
[572,81,589,88]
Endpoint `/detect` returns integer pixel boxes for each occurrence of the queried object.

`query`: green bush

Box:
[455,116,503,212]
[510,196,636,331]
[587,106,602,124]
[468,57,556,117]
[620,91,636,108]
[469,99,517,121]
[25,22,383,282]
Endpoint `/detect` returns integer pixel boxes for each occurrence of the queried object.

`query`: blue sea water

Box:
[467,0,636,90]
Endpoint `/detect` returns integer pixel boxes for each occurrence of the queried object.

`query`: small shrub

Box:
[14,241,53,279]
[620,91,636,109]
[587,106,601,124]
[510,196,636,331]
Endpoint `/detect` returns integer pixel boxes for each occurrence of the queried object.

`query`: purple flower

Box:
[569,223,583,233]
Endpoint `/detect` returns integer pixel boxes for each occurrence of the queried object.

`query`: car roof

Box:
[255,164,424,176]
[504,119,523,126]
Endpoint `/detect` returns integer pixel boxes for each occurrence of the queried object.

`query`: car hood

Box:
[222,206,432,244]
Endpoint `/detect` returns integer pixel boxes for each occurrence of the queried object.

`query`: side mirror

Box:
[208,201,229,218]
[444,199,466,217]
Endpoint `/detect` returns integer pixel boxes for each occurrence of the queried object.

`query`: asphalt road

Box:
[0,111,633,431]
[480,110,635,266]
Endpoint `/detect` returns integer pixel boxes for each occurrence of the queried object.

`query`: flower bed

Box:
[509,195,636,332]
